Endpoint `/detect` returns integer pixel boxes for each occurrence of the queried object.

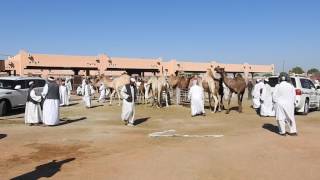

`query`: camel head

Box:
[168,74,179,88]
[214,66,225,74]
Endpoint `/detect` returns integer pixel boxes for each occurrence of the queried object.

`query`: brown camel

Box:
[214,66,246,114]
[168,74,190,89]
[168,73,190,105]
[145,75,169,107]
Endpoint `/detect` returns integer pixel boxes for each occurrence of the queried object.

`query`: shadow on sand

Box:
[56,117,87,126]
[90,105,104,109]
[10,158,75,180]
[262,123,279,134]
[65,102,79,107]
[134,117,150,126]
[0,134,7,139]
[0,109,25,120]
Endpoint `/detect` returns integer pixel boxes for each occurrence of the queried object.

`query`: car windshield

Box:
[0,80,15,89]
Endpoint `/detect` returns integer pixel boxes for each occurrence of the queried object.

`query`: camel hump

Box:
[235,74,244,80]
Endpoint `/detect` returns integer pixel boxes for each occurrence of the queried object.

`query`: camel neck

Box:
[221,72,228,82]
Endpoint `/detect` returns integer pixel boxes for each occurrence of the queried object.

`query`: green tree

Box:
[279,72,288,77]
[263,73,273,77]
[307,68,319,75]
[290,66,304,74]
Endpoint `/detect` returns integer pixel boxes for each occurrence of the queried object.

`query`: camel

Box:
[93,75,114,98]
[198,69,220,113]
[93,73,130,106]
[136,77,146,104]
[145,75,169,107]
[168,74,190,104]
[214,66,246,114]
[108,73,130,105]
[168,74,190,89]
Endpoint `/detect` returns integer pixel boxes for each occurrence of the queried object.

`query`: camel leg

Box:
[165,90,169,107]
[220,94,224,111]
[212,95,219,113]
[237,93,241,113]
[144,84,150,104]
[142,91,145,104]
[109,90,116,105]
[158,90,162,108]
[176,87,180,105]
[239,92,244,113]
[117,89,121,106]
[226,92,232,114]
[208,92,212,111]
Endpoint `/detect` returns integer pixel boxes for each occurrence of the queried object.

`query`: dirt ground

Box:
[1,96,320,180]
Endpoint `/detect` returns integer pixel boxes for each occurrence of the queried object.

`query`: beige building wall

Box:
[5,50,275,78]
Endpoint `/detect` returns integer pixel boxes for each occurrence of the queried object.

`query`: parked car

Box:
[268,76,320,115]
[0,76,46,116]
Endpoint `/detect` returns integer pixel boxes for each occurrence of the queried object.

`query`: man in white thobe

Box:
[260,79,275,117]
[65,78,72,102]
[272,75,297,136]
[25,81,42,126]
[121,78,137,126]
[82,80,92,108]
[81,78,87,96]
[188,80,205,116]
[252,79,264,110]
[76,85,82,96]
[42,77,60,126]
[98,82,106,103]
[59,81,69,106]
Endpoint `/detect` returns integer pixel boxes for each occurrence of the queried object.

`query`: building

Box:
[0,60,4,71]
[4,50,275,78]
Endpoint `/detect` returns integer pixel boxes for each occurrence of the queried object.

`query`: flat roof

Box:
[0,76,43,80]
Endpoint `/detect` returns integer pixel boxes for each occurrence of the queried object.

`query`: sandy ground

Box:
[1,96,320,180]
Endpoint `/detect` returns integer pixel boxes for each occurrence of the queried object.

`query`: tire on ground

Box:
[0,100,8,116]
[302,99,309,115]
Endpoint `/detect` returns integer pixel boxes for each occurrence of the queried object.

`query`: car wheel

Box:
[0,101,8,116]
[303,100,309,115]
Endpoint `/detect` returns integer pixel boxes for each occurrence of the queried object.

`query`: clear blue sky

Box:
[0,0,319,72]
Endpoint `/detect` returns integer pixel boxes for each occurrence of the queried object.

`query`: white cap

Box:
[130,78,136,82]
[264,78,269,82]
[48,77,55,81]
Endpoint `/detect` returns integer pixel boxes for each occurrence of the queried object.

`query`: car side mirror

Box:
[14,85,21,90]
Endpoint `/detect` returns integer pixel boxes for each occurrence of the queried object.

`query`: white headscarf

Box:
[192,79,198,86]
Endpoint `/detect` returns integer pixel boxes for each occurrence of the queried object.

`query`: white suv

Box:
[269,76,320,115]
[0,76,46,116]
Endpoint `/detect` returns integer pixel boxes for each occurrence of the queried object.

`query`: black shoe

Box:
[279,133,286,136]
[288,133,298,136]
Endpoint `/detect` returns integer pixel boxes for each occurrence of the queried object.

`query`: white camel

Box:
[199,69,220,113]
